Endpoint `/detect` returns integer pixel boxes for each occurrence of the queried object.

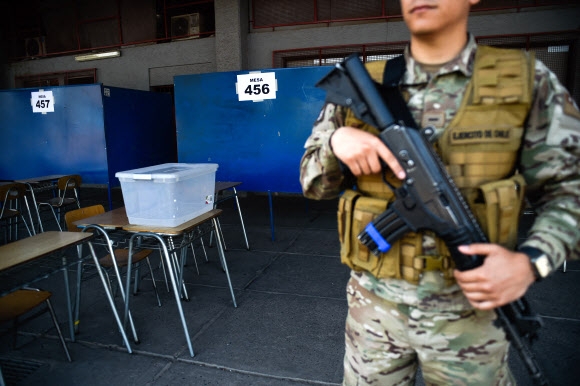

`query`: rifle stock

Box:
[316,53,549,386]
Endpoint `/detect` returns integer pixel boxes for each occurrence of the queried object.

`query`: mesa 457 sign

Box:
[236,72,277,102]
[31,90,55,114]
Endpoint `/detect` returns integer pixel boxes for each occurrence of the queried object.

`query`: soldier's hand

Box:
[454,243,536,310]
[330,126,406,178]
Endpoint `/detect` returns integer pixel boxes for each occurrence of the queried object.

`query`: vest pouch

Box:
[341,195,402,279]
[350,196,388,273]
[471,174,526,248]
[343,197,388,272]
[337,190,361,270]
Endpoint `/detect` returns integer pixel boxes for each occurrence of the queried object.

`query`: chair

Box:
[64,205,161,307]
[0,288,72,362]
[0,183,32,243]
[37,174,82,231]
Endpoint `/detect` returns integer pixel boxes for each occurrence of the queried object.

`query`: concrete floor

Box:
[0,187,578,385]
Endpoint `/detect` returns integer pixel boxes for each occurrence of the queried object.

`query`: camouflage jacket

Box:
[300,35,580,283]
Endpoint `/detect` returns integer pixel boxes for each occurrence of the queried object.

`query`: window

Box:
[273,32,579,101]
[252,0,577,29]
[273,42,407,68]
[15,69,97,88]
[2,1,216,61]
[252,0,401,29]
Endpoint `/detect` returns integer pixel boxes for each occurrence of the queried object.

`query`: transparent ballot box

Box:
[116,163,218,227]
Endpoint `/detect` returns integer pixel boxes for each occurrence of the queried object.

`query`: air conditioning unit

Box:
[171,13,201,39]
[25,37,46,57]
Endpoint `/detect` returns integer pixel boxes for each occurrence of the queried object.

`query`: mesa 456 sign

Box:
[236,72,277,102]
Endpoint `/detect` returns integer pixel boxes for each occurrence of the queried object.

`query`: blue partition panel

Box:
[103,86,176,188]
[0,84,176,193]
[175,66,331,193]
[0,84,108,183]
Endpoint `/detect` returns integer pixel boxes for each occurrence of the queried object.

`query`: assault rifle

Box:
[316,53,549,386]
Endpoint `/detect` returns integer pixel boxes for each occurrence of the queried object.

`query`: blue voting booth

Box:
[0,84,176,207]
[174,66,331,194]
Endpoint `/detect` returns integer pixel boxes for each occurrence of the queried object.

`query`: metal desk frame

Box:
[0,231,133,354]
[0,232,92,340]
[74,207,237,358]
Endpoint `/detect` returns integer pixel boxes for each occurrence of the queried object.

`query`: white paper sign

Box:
[31,90,55,114]
[236,72,277,102]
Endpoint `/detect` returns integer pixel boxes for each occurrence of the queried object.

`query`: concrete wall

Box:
[6,38,216,91]
[2,5,579,91]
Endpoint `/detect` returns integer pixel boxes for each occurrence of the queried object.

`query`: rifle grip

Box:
[453,251,485,271]
[444,230,486,271]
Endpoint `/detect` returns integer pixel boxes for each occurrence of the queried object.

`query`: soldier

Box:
[300,0,580,384]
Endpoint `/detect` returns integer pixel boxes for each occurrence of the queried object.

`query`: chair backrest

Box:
[0,183,27,218]
[50,175,82,208]
[0,183,26,203]
[57,174,82,191]
[64,204,105,232]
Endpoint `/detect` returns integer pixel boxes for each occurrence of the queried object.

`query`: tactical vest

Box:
[338,46,533,284]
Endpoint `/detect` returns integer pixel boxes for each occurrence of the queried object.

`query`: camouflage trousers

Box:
[342,276,515,386]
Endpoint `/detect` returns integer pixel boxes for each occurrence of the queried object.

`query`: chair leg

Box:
[132,263,141,295]
[158,257,170,292]
[145,257,162,307]
[129,259,161,307]
[102,269,114,297]
[200,237,209,262]
[4,216,17,243]
[50,206,63,231]
[19,214,33,237]
[56,207,64,230]
[0,364,6,386]
[188,243,200,274]
[73,257,85,335]
[215,217,227,250]
[45,298,72,362]
[38,204,62,231]
[232,187,250,250]
[208,220,227,249]
[7,217,14,242]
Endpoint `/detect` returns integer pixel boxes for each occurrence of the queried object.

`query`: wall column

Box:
[214,0,248,72]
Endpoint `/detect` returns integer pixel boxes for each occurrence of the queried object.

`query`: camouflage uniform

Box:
[299,35,580,385]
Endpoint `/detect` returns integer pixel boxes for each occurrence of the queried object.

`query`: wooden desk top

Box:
[72,206,222,237]
[72,207,129,229]
[15,175,65,184]
[123,209,222,236]
[215,181,242,193]
[0,231,93,271]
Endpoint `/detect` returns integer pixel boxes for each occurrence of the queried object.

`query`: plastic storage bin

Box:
[115,163,218,227]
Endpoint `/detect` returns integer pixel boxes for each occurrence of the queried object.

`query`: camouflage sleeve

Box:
[299,103,349,200]
[519,59,580,269]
